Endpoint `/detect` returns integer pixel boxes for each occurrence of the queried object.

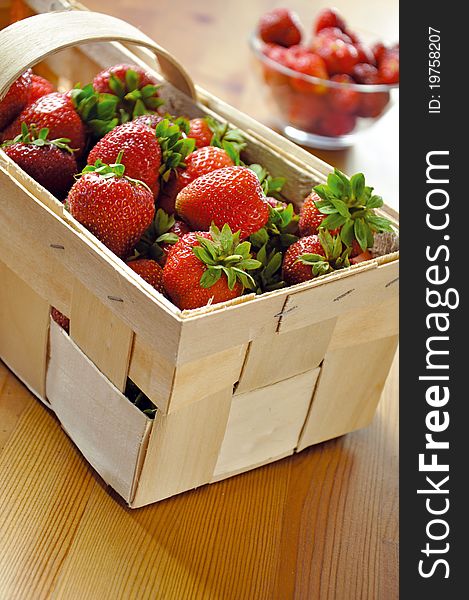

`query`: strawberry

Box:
[298,191,339,236]
[2,92,87,156]
[28,74,55,105]
[88,120,162,195]
[285,49,328,93]
[352,63,380,84]
[163,224,261,310]
[0,69,32,130]
[1,123,77,199]
[51,307,70,333]
[314,8,347,34]
[317,111,356,136]
[67,154,155,258]
[157,169,182,214]
[372,42,387,64]
[126,258,165,294]
[357,91,390,118]
[134,208,191,265]
[379,48,399,84]
[93,63,164,122]
[282,230,349,285]
[329,74,360,113]
[312,168,395,252]
[310,35,360,75]
[178,146,235,189]
[258,8,302,48]
[188,117,212,148]
[175,166,269,239]
[354,43,376,66]
[315,27,353,44]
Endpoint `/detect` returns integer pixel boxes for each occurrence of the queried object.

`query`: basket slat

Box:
[46,320,152,502]
[277,260,399,333]
[0,263,50,401]
[297,335,399,450]
[70,280,134,392]
[132,387,233,507]
[235,318,336,394]
[129,338,247,413]
[213,368,320,480]
[328,297,399,352]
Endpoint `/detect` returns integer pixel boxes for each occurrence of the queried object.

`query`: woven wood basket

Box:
[0,0,399,507]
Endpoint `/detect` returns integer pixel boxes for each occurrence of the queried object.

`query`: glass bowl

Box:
[250,34,399,150]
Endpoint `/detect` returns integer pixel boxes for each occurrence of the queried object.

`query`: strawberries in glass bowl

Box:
[252,7,399,149]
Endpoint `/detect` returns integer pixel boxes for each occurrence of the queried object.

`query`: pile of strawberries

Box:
[256,7,399,137]
[0,62,394,314]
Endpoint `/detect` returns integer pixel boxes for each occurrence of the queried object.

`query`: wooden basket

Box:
[0,0,399,508]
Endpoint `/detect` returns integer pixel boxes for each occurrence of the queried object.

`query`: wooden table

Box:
[0,1,399,598]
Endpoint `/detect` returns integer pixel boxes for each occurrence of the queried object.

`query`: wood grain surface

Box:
[0,355,398,599]
[0,0,399,598]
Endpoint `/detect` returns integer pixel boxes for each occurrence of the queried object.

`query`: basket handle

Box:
[0,11,196,100]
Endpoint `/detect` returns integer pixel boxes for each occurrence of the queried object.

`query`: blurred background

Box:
[86,0,399,209]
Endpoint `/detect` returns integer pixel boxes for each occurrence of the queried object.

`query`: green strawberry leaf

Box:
[354,218,369,251]
[200,268,222,288]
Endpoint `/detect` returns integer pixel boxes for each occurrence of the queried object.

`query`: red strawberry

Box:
[188,117,213,148]
[258,8,302,47]
[131,113,165,129]
[285,49,328,93]
[329,74,360,113]
[379,48,399,84]
[371,42,387,64]
[310,36,360,75]
[160,219,191,264]
[1,124,77,199]
[283,230,349,285]
[0,69,32,130]
[175,166,269,239]
[178,146,234,189]
[93,63,164,122]
[314,8,347,34]
[352,63,380,84]
[350,250,372,264]
[315,27,352,43]
[163,224,260,310]
[28,74,55,105]
[51,307,70,333]
[299,191,339,236]
[126,259,165,294]
[134,208,191,265]
[354,44,376,66]
[3,92,86,156]
[318,111,356,136]
[88,120,162,196]
[357,91,390,118]
[157,169,182,214]
[67,156,155,258]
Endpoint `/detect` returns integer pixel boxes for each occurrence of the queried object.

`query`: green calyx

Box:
[1,122,75,154]
[135,208,179,260]
[70,84,119,139]
[155,118,196,182]
[250,202,298,253]
[107,69,165,122]
[248,163,286,200]
[297,229,351,277]
[78,150,151,192]
[251,243,285,294]
[206,116,246,164]
[313,168,395,252]
[193,223,262,291]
